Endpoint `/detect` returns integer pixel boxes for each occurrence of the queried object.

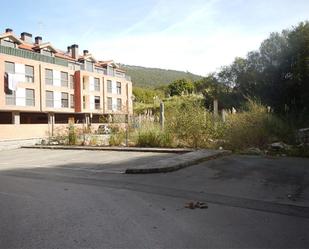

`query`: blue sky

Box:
[1,0,309,75]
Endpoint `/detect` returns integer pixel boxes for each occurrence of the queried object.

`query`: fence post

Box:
[160,101,165,130]
[213,99,218,118]
[125,114,129,147]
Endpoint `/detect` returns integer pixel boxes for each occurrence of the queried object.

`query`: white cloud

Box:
[90,29,265,76]
[46,0,309,76]
[89,0,265,76]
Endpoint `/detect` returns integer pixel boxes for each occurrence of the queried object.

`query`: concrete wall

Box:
[0,123,103,140]
[0,124,50,139]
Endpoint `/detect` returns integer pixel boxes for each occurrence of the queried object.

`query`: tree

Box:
[133,87,165,103]
[168,79,194,96]
[194,74,237,110]
[214,21,309,123]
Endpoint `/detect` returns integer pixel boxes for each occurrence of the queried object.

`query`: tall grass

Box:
[166,100,223,148]
[132,99,294,151]
[133,122,173,147]
[223,100,293,150]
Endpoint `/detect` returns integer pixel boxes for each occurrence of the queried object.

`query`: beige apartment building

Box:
[0,28,133,140]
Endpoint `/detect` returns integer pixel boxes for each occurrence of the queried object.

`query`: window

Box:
[46,91,54,107]
[25,65,34,83]
[5,61,15,74]
[25,89,35,106]
[45,69,53,85]
[1,39,16,48]
[107,80,112,93]
[69,75,74,89]
[117,98,122,111]
[41,49,53,57]
[94,78,100,91]
[83,96,86,109]
[85,61,93,72]
[116,82,121,94]
[5,91,16,105]
[68,63,80,71]
[107,97,112,110]
[70,94,75,108]
[95,96,100,109]
[107,66,114,76]
[4,62,15,102]
[61,72,68,87]
[95,68,104,74]
[61,92,69,108]
[83,77,86,90]
[115,71,125,78]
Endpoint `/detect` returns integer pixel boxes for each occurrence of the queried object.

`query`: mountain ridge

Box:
[121,64,203,88]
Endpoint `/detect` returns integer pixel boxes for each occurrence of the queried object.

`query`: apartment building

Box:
[0,28,133,140]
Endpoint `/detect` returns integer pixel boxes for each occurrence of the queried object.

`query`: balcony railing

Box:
[0,45,132,80]
[92,66,132,81]
[5,94,16,105]
[0,45,68,67]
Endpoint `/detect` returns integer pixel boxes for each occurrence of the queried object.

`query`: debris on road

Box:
[185,201,208,209]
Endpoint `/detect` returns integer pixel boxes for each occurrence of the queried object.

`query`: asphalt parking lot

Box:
[0,148,309,248]
[0,148,177,173]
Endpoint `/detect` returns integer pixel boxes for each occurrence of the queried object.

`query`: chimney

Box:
[5,28,13,33]
[35,36,42,45]
[71,44,79,59]
[67,46,72,56]
[83,50,89,56]
[21,32,33,43]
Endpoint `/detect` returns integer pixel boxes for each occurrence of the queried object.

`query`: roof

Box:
[0,33,23,44]
[33,42,58,53]
[79,53,97,63]
[18,43,34,51]
[0,30,125,72]
[98,60,120,68]
[54,52,76,61]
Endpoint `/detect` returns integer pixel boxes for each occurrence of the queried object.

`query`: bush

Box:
[224,101,293,150]
[68,124,78,145]
[166,100,222,148]
[109,131,126,146]
[134,123,173,147]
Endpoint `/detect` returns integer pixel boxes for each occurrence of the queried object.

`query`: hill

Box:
[121,65,203,88]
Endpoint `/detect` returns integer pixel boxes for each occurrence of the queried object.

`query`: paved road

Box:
[0,149,309,248]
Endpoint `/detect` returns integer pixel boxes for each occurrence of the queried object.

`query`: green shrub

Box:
[134,123,173,147]
[68,125,78,145]
[109,132,125,146]
[166,100,221,148]
[224,101,293,150]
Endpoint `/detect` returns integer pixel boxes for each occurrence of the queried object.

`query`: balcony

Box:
[92,66,132,81]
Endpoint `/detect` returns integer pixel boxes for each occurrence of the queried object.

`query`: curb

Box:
[21,145,194,154]
[125,149,231,174]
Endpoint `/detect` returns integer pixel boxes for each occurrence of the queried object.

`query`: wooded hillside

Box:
[121,65,202,88]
